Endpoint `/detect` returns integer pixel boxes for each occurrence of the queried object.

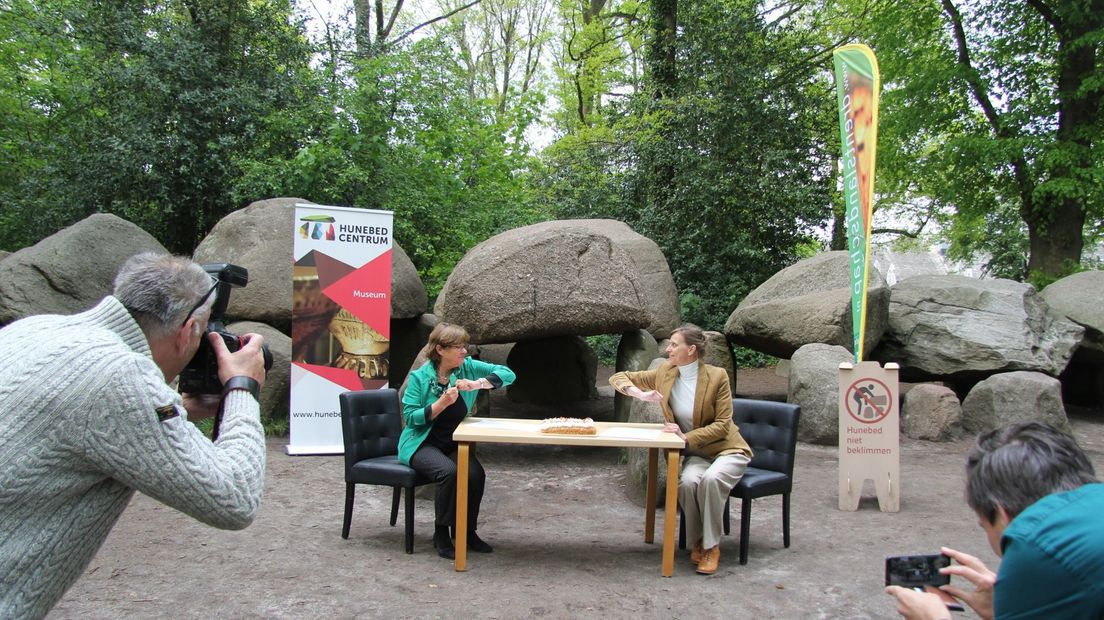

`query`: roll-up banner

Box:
[833,44,880,362]
[288,204,393,455]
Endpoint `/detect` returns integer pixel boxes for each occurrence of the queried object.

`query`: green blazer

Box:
[398,356,516,465]
[609,360,751,459]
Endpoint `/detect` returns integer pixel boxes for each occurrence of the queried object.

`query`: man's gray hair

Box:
[965,422,1098,524]
[113,252,214,338]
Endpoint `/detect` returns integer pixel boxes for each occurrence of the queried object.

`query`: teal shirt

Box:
[398,356,515,465]
[995,483,1104,619]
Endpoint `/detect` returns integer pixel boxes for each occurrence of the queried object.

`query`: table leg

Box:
[455,442,470,572]
[662,448,679,577]
[644,447,658,544]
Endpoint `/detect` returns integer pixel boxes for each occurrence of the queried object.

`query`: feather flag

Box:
[833,44,880,362]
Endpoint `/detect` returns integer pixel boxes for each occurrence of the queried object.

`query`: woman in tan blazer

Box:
[609,324,752,575]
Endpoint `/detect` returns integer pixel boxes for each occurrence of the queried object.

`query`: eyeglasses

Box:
[445,344,468,351]
[181,279,218,327]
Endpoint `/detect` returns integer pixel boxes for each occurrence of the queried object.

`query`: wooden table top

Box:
[453,417,685,449]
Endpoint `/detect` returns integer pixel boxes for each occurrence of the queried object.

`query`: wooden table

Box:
[452,418,685,577]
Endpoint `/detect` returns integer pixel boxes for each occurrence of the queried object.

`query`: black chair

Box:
[339,388,430,554]
[679,398,801,565]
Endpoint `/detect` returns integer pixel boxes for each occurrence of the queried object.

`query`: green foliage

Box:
[232,34,551,296]
[732,345,776,369]
[839,0,1104,281]
[586,333,620,366]
[0,0,318,253]
[539,0,833,330]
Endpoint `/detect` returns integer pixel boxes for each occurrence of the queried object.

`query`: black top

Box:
[425,381,469,453]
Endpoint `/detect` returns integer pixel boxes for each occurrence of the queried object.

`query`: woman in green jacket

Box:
[399,322,515,559]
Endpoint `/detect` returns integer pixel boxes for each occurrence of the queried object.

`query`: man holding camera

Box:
[886,422,1104,619]
[0,252,268,618]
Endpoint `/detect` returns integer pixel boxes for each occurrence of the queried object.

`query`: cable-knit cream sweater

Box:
[0,297,266,619]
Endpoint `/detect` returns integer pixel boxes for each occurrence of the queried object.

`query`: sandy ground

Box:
[48,368,1104,620]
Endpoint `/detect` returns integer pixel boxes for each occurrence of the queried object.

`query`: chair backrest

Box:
[731,398,801,478]
[339,389,403,473]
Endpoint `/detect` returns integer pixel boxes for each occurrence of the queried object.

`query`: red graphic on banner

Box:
[322,250,393,338]
[313,252,355,290]
[293,362,365,392]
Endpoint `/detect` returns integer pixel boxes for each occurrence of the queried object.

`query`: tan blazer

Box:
[609,361,752,459]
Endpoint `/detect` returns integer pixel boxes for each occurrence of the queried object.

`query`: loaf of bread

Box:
[539,417,597,435]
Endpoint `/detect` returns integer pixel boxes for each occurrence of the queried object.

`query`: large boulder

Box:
[724,251,889,359]
[702,331,736,391]
[193,197,427,328]
[0,214,167,325]
[901,384,962,441]
[389,243,429,319]
[873,275,1084,384]
[788,343,854,445]
[960,371,1069,434]
[613,330,659,422]
[623,359,673,506]
[388,313,438,388]
[433,219,677,343]
[1043,271,1104,406]
[226,321,291,427]
[1041,271,1104,362]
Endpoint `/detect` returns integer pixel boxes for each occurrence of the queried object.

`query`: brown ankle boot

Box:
[696,545,720,575]
[690,539,704,564]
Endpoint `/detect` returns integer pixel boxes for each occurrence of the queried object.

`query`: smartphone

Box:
[885,554,951,588]
[885,554,964,612]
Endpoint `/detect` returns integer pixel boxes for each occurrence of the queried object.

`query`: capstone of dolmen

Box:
[1041,271,1104,362]
[960,371,1069,434]
[873,275,1083,384]
[433,220,677,343]
[724,251,889,359]
[193,197,428,327]
[0,214,167,325]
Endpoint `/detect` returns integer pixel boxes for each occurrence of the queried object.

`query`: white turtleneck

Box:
[669,361,698,433]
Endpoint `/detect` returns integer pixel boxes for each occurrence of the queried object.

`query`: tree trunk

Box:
[354,0,372,55]
[648,0,677,99]
[1022,0,1101,279]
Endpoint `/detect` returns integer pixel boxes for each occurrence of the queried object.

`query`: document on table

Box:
[598,427,662,440]
[466,420,534,432]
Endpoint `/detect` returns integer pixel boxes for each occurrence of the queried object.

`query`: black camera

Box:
[178,263,273,394]
[885,553,951,588]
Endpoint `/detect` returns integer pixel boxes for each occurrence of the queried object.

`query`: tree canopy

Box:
[1,0,1100,327]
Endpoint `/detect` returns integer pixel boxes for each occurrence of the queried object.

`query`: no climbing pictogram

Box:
[845,378,892,424]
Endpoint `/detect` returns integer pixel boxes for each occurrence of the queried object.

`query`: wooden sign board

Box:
[838,361,899,512]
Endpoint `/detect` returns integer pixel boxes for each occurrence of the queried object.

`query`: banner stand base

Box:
[285,444,344,456]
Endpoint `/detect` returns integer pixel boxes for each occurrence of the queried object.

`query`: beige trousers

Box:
[679,453,751,550]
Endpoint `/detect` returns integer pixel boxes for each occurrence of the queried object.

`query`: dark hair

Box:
[671,323,706,353]
[426,322,469,365]
[965,422,1097,524]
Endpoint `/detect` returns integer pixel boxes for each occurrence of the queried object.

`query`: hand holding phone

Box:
[885,554,964,613]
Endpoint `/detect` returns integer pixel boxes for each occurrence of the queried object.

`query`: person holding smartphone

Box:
[885,422,1104,619]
